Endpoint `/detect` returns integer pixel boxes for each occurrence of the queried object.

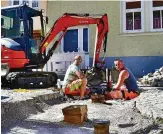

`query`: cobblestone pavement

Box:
[1,87,163,134]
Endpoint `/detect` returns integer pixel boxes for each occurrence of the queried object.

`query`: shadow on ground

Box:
[1,119,121,134]
[2,119,93,134]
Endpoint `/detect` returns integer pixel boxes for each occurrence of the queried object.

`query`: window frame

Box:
[122,0,144,33]
[31,0,39,9]
[9,0,39,9]
[150,0,163,32]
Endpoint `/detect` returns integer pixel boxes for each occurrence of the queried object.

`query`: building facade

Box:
[1,0,163,77]
[46,1,163,77]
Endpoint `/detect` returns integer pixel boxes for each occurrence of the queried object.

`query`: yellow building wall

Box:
[32,1,47,30]
[1,1,9,7]
[119,1,163,57]
[46,1,163,57]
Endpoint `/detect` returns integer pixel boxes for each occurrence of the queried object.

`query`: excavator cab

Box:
[1,4,45,68]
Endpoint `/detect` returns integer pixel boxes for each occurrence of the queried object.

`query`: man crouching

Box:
[62,55,89,100]
[105,59,140,100]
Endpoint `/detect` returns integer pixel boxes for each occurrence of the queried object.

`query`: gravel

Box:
[1,87,163,134]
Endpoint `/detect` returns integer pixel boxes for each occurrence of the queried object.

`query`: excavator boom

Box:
[40,13,109,67]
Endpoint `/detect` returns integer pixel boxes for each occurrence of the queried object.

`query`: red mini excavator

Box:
[1,4,109,89]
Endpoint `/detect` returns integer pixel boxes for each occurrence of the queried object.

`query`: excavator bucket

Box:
[1,63,9,77]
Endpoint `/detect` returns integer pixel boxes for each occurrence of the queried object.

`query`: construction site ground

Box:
[1,85,163,134]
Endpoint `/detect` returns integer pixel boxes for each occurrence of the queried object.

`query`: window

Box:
[10,0,39,8]
[151,1,163,31]
[61,28,89,53]
[22,0,29,5]
[1,10,21,38]
[1,15,13,30]
[83,28,88,52]
[123,1,144,33]
[32,0,39,8]
[13,0,19,5]
[64,29,78,52]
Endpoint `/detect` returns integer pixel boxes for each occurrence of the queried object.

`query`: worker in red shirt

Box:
[105,59,140,100]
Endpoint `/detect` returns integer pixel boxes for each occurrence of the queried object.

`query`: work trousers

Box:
[106,87,140,100]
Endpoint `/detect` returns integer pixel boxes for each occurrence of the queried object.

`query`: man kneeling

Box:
[105,59,140,100]
[62,55,89,100]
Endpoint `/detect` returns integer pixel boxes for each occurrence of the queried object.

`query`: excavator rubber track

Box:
[4,71,58,89]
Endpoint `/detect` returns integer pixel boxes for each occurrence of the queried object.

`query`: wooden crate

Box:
[62,105,88,124]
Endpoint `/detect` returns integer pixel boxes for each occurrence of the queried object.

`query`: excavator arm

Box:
[40,13,109,67]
